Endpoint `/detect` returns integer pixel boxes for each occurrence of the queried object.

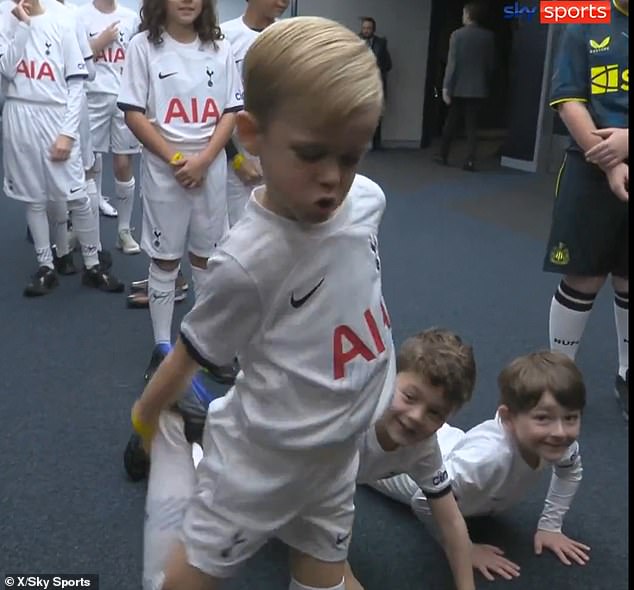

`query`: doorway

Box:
[420,0,515,148]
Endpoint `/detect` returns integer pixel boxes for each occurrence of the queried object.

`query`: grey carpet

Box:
[0,143,628,589]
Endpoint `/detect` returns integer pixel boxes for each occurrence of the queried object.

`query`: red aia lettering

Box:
[333,306,390,380]
[164,98,220,124]
[16,60,55,80]
[94,47,125,63]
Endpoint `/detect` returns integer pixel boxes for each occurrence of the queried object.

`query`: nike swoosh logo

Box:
[158,72,177,80]
[335,531,351,545]
[70,187,82,194]
[89,32,98,37]
[290,278,324,309]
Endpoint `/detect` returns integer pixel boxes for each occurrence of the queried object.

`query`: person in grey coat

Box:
[438,2,494,171]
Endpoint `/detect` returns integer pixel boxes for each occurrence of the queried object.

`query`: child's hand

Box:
[131,400,158,453]
[235,157,262,186]
[50,134,74,161]
[11,0,31,24]
[471,543,520,581]
[605,162,629,202]
[99,21,120,45]
[534,530,590,566]
[586,128,629,169]
[174,154,207,189]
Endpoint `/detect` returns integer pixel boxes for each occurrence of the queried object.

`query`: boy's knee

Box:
[162,542,219,590]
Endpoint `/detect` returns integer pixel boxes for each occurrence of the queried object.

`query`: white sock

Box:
[48,201,70,257]
[614,290,629,379]
[85,179,103,250]
[190,265,208,304]
[549,281,595,360]
[26,202,54,269]
[115,177,136,232]
[289,578,345,590]
[94,153,105,197]
[68,195,100,269]
[149,263,179,345]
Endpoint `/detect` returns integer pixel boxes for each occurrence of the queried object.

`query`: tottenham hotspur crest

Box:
[206,67,214,87]
[369,234,381,271]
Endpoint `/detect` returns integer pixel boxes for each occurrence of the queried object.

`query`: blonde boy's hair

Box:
[397,328,476,410]
[243,16,384,127]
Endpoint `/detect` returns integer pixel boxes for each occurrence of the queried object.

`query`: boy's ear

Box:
[236,111,262,157]
[497,404,513,428]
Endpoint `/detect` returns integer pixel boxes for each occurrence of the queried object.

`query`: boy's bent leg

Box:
[161,541,220,590]
[144,411,197,590]
[289,551,346,589]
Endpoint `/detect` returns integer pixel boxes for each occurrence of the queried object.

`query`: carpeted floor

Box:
[0,142,628,589]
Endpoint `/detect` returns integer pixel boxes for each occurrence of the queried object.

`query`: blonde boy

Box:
[132,16,395,590]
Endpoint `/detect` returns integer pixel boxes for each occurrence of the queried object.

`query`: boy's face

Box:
[251,0,290,19]
[238,103,380,224]
[382,371,454,447]
[502,391,581,465]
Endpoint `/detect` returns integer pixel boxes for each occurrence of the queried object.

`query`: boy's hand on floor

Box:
[534,530,590,566]
[472,543,520,581]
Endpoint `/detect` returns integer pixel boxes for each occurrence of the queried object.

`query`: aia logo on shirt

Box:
[94,47,125,64]
[16,60,55,80]
[164,98,220,124]
[333,300,391,380]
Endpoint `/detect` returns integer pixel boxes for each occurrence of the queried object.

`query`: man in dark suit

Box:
[360,17,392,150]
[438,2,494,171]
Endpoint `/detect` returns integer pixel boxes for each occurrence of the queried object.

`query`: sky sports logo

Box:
[504,1,611,24]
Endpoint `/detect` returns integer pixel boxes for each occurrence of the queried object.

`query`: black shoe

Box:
[53,252,78,276]
[204,358,240,386]
[82,264,124,293]
[23,266,59,297]
[615,371,628,421]
[144,342,172,383]
[123,432,150,482]
[98,249,113,271]
[462,160,475,172]
[433,154,448,166]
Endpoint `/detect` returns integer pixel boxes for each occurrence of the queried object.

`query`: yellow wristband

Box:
[170,151,184,165]
[231,153,246,171]
[131,408,156,441]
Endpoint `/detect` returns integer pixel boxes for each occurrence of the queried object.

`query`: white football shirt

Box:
[2,14,87,106]
[220,15,260,83]
[76,1,139,95]
[42,0,93,62]
[118,32,243,147]
[180,176,395,451]
[357,428,452,499]
[221,16,262,156]
[412,416,582,531]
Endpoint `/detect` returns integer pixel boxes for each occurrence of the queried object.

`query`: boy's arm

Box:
[0,17,30,79]
[534,442,590,566]
[133,253,261,442]
[428,492,475,590]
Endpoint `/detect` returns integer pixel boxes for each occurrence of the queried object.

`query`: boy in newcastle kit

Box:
[130,16,407,590]
[543,0,629,419]
[1,0,123,295]
[374,351,589,582]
